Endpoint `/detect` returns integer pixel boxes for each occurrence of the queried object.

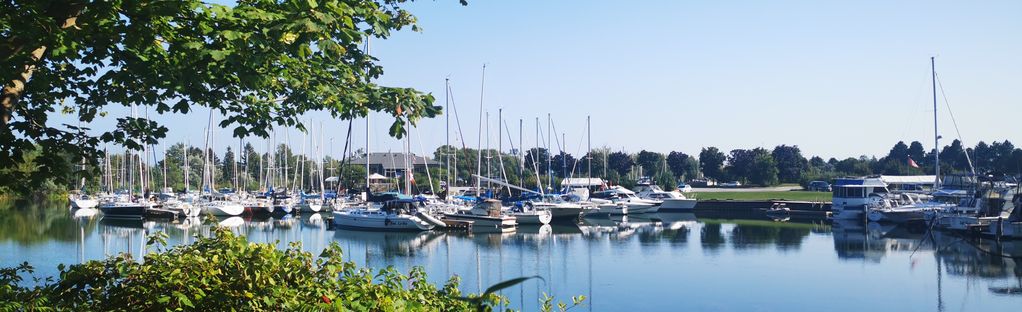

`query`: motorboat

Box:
[591,186,661,214]
[332,199,435,231]
[830,177,892,220]
[634,183,697,212]
[444,199,517,232]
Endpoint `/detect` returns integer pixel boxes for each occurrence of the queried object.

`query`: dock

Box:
[670,200,833,221]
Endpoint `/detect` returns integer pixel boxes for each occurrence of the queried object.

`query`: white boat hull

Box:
[513,211,552,225]
[332,211,433,231]
[202,203,245,216]
[71,199,99,209]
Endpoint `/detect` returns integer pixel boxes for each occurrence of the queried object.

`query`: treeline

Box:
[11,138,1022,195]
[432,139,1022,190]
[697,139,1022,187]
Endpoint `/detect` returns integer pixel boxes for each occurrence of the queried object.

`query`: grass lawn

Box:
[689,191,832,202]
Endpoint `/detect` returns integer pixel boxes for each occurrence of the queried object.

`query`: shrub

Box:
[1,227,584,311]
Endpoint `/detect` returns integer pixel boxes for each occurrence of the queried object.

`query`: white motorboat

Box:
[585,198,628,216]
[830,177,892,220]
[591,186,661,214]
[332,200,434,231]
[444,199,517,232]
[634,183,697,212]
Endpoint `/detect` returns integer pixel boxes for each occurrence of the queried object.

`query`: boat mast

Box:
[587,115,592,188]
[476,64,486,192]
[486,111,491,192]
[547,113,552,192]
[445,78,451,191]
[931,56,940,188]
[364,38,371,193]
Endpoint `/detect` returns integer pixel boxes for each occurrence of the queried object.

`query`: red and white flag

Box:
[907,156,920,168]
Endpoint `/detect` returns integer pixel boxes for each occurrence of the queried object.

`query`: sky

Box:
[50,0,1022,160]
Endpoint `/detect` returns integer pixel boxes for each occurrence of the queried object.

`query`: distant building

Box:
[347,152,440,178]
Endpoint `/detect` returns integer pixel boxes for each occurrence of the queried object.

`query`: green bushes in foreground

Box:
[0,228,583,311]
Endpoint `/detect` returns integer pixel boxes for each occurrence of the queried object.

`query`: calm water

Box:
[2,201,1021,311]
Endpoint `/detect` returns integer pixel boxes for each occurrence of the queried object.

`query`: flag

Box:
[907,156,920,168]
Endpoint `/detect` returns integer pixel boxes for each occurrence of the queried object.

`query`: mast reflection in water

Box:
[3,201,1021,311]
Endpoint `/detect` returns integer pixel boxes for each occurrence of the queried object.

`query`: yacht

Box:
[333,199,435,231]
[591,186,661,214]
[444,199,517,232]
[830,177,891,220]
[634,182,697,212]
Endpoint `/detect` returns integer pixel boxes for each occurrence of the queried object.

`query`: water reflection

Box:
[5,201,1022,310]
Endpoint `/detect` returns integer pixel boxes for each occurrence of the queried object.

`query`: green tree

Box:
[635,150,662,176]
[770,145,807,183]
[666,151,696,181]
[1,0,444,196]
[605,151,633,178]
[699,147,726,181]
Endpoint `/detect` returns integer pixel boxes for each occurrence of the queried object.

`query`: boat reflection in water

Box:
[6,199,1022,311]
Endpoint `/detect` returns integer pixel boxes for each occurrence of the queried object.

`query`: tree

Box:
[523,148,550,175]
[666,151,697,181]
[725,148,777,186]
[1,0,447,195]
[550,152,576,178]
[699,147,726,181]
[635,150,662,176]
[770,145,806,183]
[606,151,633,178]
[222,147,236,188]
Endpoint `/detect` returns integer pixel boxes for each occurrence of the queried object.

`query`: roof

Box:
[880,175,937,185]
[347,152,440,170]
[833,177,887,187]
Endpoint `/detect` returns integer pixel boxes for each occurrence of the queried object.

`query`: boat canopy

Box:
[879,175,936,186]
[560,178,605,187]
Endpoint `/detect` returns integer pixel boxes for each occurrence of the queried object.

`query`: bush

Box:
[1,227,584,311]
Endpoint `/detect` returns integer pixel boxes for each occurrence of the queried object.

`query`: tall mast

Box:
[587,115,592,185]
[519,118,524,187]
[486,111,491,191]
[931,56,940,187]
[445,78,451,191]
[476,64,486,192]
[498,108,502,190]
[547,113,552,191]
[364,38,371,192]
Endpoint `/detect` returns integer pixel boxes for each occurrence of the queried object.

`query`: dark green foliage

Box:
[770,145,807,183]
[698,147,726,181]
[0,226,582,311]
[666,151,698,181]
[2,0,444,197]
[725,148,778,186]
[605,151,633,178]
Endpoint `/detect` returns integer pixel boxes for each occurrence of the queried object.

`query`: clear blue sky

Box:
[55,0,1022,160]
